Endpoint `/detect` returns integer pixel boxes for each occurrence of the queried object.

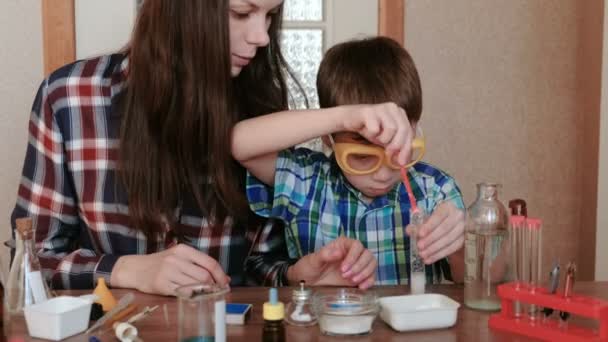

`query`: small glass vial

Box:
[262,288,285,342]
[285,281,316,326]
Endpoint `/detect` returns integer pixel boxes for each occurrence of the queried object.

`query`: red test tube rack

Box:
[489,282,608,341]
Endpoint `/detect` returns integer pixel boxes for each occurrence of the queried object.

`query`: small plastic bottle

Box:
[93,277,117,312]
[285,281,316,326]
[262,288,285,342]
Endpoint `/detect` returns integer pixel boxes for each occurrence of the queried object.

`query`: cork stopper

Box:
[15,217,33,240]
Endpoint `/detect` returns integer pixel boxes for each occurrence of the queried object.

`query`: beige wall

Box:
[75,0,137,59]
[331,0,378,44]
[0,0,43,278]
[405,0,603,279]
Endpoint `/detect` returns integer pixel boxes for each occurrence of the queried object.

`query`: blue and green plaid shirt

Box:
[247,148,465,285]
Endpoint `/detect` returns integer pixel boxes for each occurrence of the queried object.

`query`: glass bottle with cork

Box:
[6,217,52,314]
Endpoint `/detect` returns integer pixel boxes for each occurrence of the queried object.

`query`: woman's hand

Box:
[342,102,414,166]
[287,236,377,290]
[405,201,465,281]
[111,244,230,296]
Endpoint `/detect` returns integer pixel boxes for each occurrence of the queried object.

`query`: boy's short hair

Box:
[316,36,422,123]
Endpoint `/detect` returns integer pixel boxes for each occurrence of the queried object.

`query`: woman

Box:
[11,0,378,295]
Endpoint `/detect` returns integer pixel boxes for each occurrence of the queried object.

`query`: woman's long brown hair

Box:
[119,0,297,237]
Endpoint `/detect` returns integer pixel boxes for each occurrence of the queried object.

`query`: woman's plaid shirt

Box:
[11,54,291,289]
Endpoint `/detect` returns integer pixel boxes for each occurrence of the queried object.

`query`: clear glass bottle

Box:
[464,183,509,311]
[285,281,316,326]
[6,218,52,314]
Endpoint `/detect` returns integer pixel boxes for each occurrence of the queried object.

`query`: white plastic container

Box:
[24,296,94,340]
[379,294,460,332]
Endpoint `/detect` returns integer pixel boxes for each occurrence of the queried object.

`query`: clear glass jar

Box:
[464,183,509,311]
[312,288,378,336]
[175,283,229,342]
[285,281,316,326]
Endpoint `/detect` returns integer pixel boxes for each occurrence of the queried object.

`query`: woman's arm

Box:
[231,106,347,185]
[111,245,229,295]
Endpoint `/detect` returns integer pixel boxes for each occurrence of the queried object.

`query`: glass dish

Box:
[312,288,379,336]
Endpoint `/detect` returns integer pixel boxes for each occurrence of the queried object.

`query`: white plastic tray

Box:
[379,294,460,332]
[24,295,94,341]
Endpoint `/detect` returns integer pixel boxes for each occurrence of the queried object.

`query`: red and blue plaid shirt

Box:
[11,54,293,290]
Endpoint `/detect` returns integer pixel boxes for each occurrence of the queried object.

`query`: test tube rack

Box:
[488,282,608,341]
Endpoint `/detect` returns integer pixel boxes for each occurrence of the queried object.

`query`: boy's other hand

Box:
[343,102,414,166]
[287,236,377,290]
[405,201,465,264]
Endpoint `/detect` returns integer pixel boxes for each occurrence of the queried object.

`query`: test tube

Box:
[409,208,427,294]
[527,218,542,320]
[509,216,525,317]
[537,220,543,290]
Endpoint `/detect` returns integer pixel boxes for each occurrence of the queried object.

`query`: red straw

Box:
[400,167,418,212]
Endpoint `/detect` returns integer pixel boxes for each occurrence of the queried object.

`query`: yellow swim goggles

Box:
[329,134,426,176]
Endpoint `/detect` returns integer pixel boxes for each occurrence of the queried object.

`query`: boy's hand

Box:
[405,201,465,264]
[287,236,377,289]
[343,102,414,166]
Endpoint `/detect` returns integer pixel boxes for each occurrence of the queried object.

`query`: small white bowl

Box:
[24,296,93,341]
[379,294,460,332]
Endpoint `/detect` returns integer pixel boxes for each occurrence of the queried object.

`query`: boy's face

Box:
[330,132,404,199]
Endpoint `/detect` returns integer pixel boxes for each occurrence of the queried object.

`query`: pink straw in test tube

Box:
[401,168,418,212]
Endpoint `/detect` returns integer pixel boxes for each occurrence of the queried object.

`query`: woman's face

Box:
[228,0,284,77]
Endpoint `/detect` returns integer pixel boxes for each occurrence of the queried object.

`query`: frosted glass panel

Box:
[283,0,323,21]
[281,29,323,110]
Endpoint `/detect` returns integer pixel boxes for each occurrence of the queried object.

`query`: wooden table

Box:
[7,282,607,341]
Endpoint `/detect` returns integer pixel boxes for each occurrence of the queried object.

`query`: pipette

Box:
[127,305,159,324]
[86,292,135,335]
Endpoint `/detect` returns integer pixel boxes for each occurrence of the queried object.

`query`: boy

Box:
[232,37,465,287]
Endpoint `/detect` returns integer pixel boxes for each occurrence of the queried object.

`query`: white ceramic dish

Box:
[24,295,94,341]
[379,294,460,332]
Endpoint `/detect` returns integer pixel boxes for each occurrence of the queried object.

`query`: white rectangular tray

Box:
[379,294,460,332]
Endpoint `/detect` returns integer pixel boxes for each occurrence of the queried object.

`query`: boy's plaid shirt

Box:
[11,54,291,290]
[247,148,465,285]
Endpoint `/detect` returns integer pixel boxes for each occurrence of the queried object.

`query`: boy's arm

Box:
[231,107,347,185]
[231,102,414,185]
